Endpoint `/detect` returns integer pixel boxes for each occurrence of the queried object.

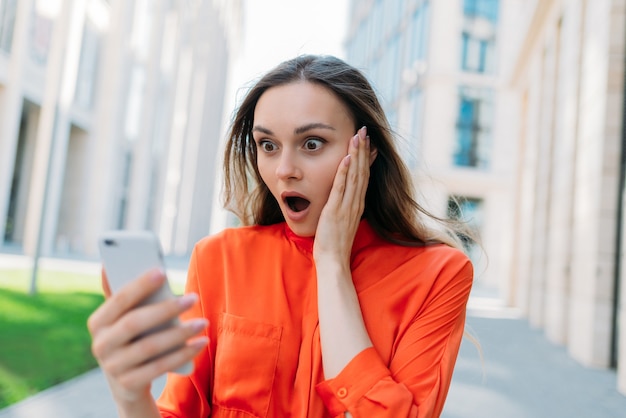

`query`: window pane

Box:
[463,0,499,23]
[454,87,493,168]
[0,0,18,53]
[460,0,498,73]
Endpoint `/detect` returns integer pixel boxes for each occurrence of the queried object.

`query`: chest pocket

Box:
[212,313,282,418]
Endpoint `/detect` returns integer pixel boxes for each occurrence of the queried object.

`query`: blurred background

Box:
[0,0,625,416]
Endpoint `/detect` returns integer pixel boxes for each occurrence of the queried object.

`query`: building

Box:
[0,0,242,260]
[344,0,523,289]
[344,0,626,396]
[509,0,626,394]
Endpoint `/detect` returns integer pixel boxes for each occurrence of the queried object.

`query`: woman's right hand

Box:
[87,268,208,409]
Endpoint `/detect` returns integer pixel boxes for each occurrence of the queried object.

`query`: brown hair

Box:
[223,55,463,248]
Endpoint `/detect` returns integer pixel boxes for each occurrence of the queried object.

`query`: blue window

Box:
[75,19,101,109]
[463,0,499,22]
[0,0,17,53]
[454,87,493,168]
[406,1,430,65]
[461,0,499,73]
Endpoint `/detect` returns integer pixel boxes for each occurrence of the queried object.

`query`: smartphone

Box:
[98,230,193,375]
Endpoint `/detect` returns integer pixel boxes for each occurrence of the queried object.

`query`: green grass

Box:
[0,269,103,409]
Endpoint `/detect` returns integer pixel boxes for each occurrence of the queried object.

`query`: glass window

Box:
[117,150,133,229]
[461,0,498,73]
[124,67,146,142]
[454,86,493,169]
[30,9,53,65]
[74,19,101,109]
[405,1,430,66]
[0,0,17,53]
[463,0,499,22]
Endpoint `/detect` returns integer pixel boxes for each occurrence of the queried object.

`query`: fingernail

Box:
[178,293,198,308]
[186,318,208,332]
[359,126,367,140]
[189,336,209,348]
[352,134,359,147]
[343,154,351,166]
[150,268,165,282]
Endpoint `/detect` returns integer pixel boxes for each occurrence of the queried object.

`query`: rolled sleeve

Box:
[315,347,416,417]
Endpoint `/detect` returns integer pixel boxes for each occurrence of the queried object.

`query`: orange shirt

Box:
[157,220,473,418]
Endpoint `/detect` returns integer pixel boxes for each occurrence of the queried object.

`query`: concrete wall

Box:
[510,0,626,394]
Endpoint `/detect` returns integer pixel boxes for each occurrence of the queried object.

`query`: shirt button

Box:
[337,387,348,398]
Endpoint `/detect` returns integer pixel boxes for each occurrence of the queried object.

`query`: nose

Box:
[275,151,302,180]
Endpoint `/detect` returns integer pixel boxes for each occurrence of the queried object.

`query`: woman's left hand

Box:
[313,126,370,264]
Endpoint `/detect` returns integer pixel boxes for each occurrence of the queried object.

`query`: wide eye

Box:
[304,138,323,151]
[258,140,277,153]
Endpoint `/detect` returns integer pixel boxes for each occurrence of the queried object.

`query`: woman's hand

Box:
[313,126,371,264]
[313,126,374,380]
[87,269,208,410]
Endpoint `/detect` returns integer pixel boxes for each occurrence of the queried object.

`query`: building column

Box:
[124,1,165,231]
[81,0,135,256]
[611,0,626,395]
[0,0,34,245]
[544,0,584,345]
[22,0,86,256]
[568,0,622,368]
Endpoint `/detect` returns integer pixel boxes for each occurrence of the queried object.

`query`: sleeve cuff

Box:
[315,347,390,415]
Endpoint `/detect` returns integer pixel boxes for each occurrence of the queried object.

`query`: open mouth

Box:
[285,196,311,213]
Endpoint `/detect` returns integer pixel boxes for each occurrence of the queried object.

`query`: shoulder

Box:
[379,242,473,287]
[419,243,472,271]
[370,237,471,272]
[416,244,474,294]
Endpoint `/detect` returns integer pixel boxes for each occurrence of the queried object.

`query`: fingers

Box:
[102,317,208,377]
[91,293,199,357]
[341,126,370,215]
[88,268,165,336]
[88,273,208,398]
[101,268,112,299]
[115,336,208,391]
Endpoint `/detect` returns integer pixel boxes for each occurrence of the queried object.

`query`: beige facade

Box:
[510,0,626,394]
[344,0,524,289]
[345,0,626,396]
[0,0,242,258]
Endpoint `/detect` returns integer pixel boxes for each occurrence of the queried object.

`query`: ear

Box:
[369,147,378,166]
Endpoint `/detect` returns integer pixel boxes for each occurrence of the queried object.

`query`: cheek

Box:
[314,158,343,200]
[256,160,275,189]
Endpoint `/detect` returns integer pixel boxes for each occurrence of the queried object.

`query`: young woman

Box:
[88,55,473,418]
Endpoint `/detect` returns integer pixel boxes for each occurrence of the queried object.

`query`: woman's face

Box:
[252,81,356,237]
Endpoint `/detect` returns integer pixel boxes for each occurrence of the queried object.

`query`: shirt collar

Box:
[283,219,379,256]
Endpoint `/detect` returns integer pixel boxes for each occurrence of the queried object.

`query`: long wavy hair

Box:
[223,55,465,248]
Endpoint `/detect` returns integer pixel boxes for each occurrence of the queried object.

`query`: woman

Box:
[88,55,473,418]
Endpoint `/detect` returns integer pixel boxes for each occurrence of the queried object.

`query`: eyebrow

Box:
[252,123,336,136]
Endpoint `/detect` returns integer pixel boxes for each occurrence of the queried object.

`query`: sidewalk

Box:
[442,292,626,418]
[1,256,625,417]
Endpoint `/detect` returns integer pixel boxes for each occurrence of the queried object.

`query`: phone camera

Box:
[104,239,117,246]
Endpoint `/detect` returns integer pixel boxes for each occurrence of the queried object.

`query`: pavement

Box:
[1,255,626,417]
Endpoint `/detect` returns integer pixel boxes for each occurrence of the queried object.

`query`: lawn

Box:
[0,268,103,409]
